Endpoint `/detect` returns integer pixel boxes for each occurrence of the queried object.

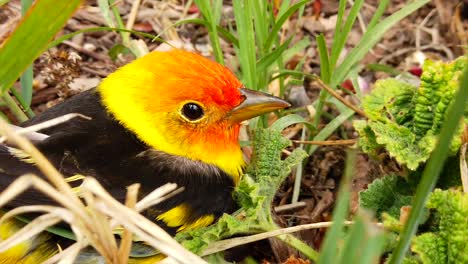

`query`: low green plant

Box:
[357,56,468,264]
[354,56,467,170]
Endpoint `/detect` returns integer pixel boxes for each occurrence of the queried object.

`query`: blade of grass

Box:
[318,149,356,264]
[337,215,366,263]
[9,88,34,118]
[367,0,390,30]
[331,0,430,87]
[329,0,364,71]
[389,68,468,264]
[317,34,331,83]
[257,38,292,74]
[194,0,224,64]
[263,0,308,51]
[270,114,315,132]
[251,0,268,58]
[329,0,347,70]
[0,0,81,94]
[19,0,34,110]
[1,93,28,122]
[309,108,355,155]
[233,0,256,89]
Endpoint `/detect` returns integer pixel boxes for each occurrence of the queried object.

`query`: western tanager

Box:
[0,49,289,262]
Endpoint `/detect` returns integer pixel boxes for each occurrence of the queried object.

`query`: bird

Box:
[0,49,290,263]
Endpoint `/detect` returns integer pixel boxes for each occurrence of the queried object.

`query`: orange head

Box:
[98,50,289,182]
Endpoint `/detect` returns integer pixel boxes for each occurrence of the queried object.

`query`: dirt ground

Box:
[1,0,467,262]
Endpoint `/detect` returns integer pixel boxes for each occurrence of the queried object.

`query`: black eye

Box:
[181,103,204,121]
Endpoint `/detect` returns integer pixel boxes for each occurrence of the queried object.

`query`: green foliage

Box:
[355,56,468,170]
[176,126,309,255]
[405,189,468,264]
[359,175,413,219]
[0,0,81,122]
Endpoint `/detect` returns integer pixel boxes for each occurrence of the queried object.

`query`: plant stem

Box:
[2,93,28,122]
[277,233,319,261]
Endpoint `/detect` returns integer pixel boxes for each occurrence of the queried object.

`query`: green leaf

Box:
[0,0,81,94]
[389,59,468,264]
[359,175,413,220]
[405,190,468,264]
[355,57,467,170]
[368,121,435,170]
[108,44,131,60]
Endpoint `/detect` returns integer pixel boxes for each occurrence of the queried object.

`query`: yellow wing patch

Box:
[157,204,215,232]
[0,212,58,263]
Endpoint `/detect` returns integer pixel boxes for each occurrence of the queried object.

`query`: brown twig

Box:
[201,221,384,256]
[293,139,357,146]
[313,78,367,117]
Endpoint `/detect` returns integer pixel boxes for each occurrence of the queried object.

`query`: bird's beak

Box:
[227,88,290,123]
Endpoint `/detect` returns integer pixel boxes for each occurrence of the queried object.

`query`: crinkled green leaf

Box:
[368,121,436,170]
[355,56,467,170]
[359,175,413,219]
[362,78,416,125]
[411,233,446,264]
[354,120,380,155]
[248,128,308,201]
[400,189,468,264]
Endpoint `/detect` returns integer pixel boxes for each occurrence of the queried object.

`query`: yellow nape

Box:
[157,204,215,232]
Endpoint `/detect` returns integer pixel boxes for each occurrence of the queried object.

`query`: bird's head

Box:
[98,50,289,182]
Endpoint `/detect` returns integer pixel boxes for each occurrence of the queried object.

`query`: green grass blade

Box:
[389,67,468,264]
[329,0,364,71]
[10,88,34,118]
[194,0,224,64]
[233,0,256,89]
[318,149,356,264]
[309,108,355,155]
[256,38,292,74]
[337,216,366,263]
[270,114,315,132]
[263,0,308,51]
[251,0,268,57]
[317,34,330,83]
[358,232,386,264]
[1,93,28,122]
[0,0,81,94]
[19,0,34,109]
[281,38,310,65]
[97,0,116,27]
[331,0,430,87]
[367,0,389,30]
[329,0,347,68]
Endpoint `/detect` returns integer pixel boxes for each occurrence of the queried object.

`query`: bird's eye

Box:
[181,102,204,121]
